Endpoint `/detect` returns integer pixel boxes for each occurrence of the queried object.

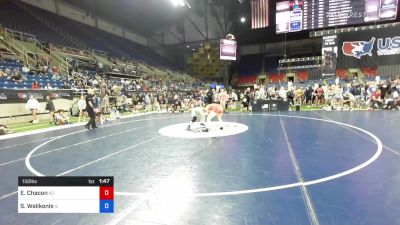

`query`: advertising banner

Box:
[322,35,338,77]
[337,26,400,68]
[0,89,73,104]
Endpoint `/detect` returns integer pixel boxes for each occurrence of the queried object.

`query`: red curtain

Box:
[237,76,257,85]
[361,67,378,77]
[269,74,285,83]
[296,71,309,81]
[336,68,348,79]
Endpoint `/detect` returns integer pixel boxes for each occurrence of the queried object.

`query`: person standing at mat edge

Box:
[45,96,55,124]
[25,95,40,123]
[85,89,97,130]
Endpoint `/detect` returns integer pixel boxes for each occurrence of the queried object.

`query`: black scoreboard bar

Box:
[18,176,114,186]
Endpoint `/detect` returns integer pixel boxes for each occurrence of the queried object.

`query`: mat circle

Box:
[158,122,249,138]
[25,114,382,197]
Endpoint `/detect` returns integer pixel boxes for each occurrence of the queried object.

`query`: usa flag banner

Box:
[251,0,269,29]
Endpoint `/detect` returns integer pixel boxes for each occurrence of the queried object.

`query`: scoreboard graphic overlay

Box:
[18,177,114,213]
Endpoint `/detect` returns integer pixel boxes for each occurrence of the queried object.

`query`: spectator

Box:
[241,91,250,111]
[78,95,87,123]
[102,93,110,114]
[206,89,213,104]
[305,86,313,105]
[52,73,61,80]
[22,64,30,73]
[332,85,343,107]
[315,84,325,105]
[100,82,109,113]
[32,81,41,89]
[230,90,238,108]
[55,110,71,125]
[109,107,121,120]
[342,91,355,110]
[390,84,399,110]
[0,69,7,78]
[11,71,25,83]
[219,89,229,110]
[45,83,53,90]
[295,87,303,105]
[42,54,50,67]
[37,66,46,76]
[278,87,287,100]
[371,89,383,109]
[51,66,59,74]
[25,95,40,123]
[287,87,295,105]
[45,96,56,124]
[62,81,70,89]
[0,124,9,135]
[326,85,334,106]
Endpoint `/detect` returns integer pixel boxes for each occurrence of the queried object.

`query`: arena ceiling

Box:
[62,0,235,36]
[59,0,312,46]
[61,0,400,46]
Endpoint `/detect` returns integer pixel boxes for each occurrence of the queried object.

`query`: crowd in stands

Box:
[244,77,400,111]
[0,57,67,89]
[1,55,399,133]
[2,54,399,115]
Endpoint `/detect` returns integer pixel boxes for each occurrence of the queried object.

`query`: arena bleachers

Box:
[0,59,66,89]
[0,1,74,47]
[0,0,175,69]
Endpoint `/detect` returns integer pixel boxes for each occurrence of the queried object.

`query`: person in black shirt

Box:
[305,86,313,105]
[45,96,56,124]
[85,90,97,130]
[206,89,213,104]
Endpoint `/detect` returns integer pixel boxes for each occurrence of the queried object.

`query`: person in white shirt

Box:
[219,89,229,110]
[25,95,40,123]
[230,91,238,109]
[109,107,121,120]
[278,87,287,100]
[45,83,53,90]
[77,95,87,123]
[22,65,29,73]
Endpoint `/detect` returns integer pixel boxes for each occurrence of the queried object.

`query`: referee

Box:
[85,89,97,130]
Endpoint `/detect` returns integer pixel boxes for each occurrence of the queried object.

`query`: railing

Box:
[93,49,109,58]
[36,42,71,77]
[1,27,70,77]
[1,30,32,64]
[51,44,92,59]
[4,28,37,43]
[10,2,190,80]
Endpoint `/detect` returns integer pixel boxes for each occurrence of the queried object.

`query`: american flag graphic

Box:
[251,0,269,29]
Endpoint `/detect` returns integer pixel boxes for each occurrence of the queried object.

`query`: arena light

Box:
[170,0,184,7]
[169,0,191,8]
